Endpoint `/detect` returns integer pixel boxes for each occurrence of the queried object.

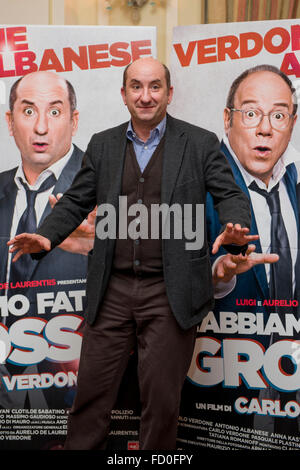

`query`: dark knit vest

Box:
[112,137,165,274]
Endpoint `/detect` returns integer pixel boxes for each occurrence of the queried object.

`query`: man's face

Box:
[121,58,173,129]
[6,71,79,179]
[224,71,297,186]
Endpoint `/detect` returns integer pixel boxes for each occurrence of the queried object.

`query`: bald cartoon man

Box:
[0,71,90,411]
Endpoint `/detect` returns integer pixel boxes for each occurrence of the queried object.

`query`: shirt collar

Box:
[223,134,300,191]
[126,116,166,144]
[15,144,74,190]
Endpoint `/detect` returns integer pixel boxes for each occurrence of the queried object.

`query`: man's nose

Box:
[256,113,272,135]
[34,113,48,135]
[140,87,151,103]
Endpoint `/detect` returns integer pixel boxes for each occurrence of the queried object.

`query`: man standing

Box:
[207,64,300,434]
[8,58,253,450]
[1,71,90,410]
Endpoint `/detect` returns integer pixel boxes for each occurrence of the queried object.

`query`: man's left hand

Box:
[212,223,259,255]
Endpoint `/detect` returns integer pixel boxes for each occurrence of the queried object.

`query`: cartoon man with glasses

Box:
[206,64,300,435]
[210,64,299,295]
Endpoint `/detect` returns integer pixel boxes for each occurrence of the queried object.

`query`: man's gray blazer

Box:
[36,115,251,330]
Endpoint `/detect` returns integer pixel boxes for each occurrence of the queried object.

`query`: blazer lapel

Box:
[0,175,18,238]
[161,115,187,206]
[221,142,269,300]
[103,117,186,209]
[284,163,299,229]
[284,163,300,314]
[106,122,129,209]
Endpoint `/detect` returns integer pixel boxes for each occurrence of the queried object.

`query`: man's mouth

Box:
[137,103,155,108]
[253,146,271,156]
[32,142,49,152]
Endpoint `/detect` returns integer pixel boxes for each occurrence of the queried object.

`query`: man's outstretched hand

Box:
[7,233,51,262]
[212,223,259,255]
[213,244,279,285]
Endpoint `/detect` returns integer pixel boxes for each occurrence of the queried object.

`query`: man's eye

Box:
[24,108,34,116]
[272,112,285,120]
[49,109,60,117]
[245,109,257,119]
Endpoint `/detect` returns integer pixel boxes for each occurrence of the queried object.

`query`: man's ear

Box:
[167,85,174,105]
[5,111,14,136]
[223,107,231,135]
[71,110,79,136]
[121,87,127,106]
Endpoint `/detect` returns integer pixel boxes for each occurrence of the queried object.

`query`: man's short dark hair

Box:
[122,61,171,91]
[226,64,298,124]
[9,74,77,115]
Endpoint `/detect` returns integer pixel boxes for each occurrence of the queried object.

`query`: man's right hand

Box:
[7,233,51,262]
[213,244,279,285]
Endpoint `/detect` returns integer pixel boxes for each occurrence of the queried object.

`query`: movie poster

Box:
[169,19,300,451]
[0,24,156,450]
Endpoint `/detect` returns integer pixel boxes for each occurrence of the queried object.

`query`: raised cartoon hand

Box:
[7,233,51,262]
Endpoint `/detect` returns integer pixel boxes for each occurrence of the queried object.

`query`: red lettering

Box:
[131,40,152,61]
[240,32,263,58]
[39,49,64,72]
[15,51,37,76]
[264,27,290,54]
[63,46,89,71]
[0,29,5,52]
[280,52,300,78]
[0,39,154,76]
[0,54,15,77]
[6,26,28,52]
[88,44,110,69]
[291,24,300,51]
[173,41,197,67]
[197,38,217,64]
[110,42,131,67]
[173,26,298,68]
[217,35,239,61]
